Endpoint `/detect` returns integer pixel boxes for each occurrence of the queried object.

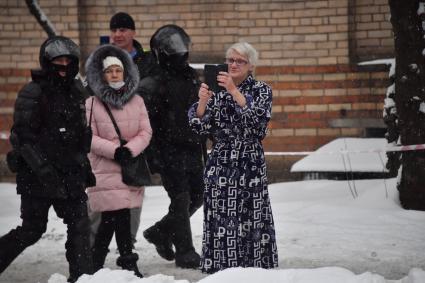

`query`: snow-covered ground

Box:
[0,177,424,283]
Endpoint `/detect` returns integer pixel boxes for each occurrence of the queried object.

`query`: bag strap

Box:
[101,101,125,146]
[88,97,94,128]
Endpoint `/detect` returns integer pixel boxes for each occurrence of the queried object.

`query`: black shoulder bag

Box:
[101,101,152,187]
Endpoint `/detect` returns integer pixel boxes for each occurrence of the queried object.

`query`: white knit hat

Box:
[102,56,124,71]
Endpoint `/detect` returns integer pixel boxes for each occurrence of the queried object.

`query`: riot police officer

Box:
[1,36,94,283]
[140,25,206,269]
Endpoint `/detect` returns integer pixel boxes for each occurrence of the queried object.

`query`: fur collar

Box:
[85,44,139,109]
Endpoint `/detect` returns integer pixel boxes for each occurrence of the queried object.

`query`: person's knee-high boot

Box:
[114,209,143,278]
[116,253,143,278]
[91,245,110,272]
[172,192,200,269]
[91,212,115,272]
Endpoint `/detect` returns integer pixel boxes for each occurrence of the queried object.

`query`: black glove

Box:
[38,164,67,199]
[114,146,132,164]
[6,150,22,173]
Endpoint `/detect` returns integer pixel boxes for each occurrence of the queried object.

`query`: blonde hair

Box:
[225,42,259,66]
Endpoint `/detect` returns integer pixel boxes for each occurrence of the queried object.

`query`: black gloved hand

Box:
[38,164,67,198]
[6,150,22,173]
[114,146,132,164]
[38,164,59,183]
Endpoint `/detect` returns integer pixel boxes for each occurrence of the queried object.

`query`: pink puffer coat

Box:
[86,95,152,212]
[84,44,153,212]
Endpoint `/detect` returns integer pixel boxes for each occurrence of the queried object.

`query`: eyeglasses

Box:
[104,67,123,74]
[225,58,248,66]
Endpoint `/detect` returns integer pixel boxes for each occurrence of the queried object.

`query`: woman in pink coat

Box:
[85,44,152,277]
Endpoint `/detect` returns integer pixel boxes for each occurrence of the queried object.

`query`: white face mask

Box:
[108,81,125,90]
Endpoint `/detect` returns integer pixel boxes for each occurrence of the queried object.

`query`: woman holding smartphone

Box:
[189,42,278,273]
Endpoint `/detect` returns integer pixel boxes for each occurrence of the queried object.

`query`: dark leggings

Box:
[93,208,132,268]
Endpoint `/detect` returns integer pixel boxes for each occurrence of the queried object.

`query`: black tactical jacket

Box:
[139,60,206,173]
[10,70,93,199]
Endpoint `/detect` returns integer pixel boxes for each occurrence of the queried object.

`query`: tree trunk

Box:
[389,0,425,210]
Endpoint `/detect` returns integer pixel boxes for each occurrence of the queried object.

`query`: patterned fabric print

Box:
[189,75,278,273]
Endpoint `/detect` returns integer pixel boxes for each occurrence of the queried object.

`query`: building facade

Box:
[0,0,392,181]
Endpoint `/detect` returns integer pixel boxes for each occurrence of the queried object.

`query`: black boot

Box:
[171,192,200,269]
[143,225,175,261]
[0,233,15,273]
[0,230,25,273]
[67,274,80,283]
[0,226,44,273]
[92,246,110,272]
[175,248,200,269]
[116,253,143,278]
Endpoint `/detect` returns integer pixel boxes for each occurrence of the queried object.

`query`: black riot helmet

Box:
[39,36,80,83]
[150,25,190,71]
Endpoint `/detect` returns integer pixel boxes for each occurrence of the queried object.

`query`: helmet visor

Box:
[43,39,80,61]
[154,27,190,55]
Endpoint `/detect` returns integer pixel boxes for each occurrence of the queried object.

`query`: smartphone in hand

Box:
[204,64,228,93]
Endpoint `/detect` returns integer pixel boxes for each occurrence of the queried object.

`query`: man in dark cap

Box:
[109,11,154,78]
[1,36,94,283]
[105,11,154,250]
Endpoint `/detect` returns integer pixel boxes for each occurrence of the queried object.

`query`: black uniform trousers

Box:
[0,195,93,278]
[155,147,204,253]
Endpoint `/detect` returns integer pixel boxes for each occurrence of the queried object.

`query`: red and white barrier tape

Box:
[264,143,425,156]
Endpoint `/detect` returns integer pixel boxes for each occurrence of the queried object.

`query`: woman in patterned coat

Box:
[188,42,278,273]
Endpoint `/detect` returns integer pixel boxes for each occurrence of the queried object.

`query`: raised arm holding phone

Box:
[197,61,247,117]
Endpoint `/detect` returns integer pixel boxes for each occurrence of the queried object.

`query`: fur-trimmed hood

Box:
[85,44,139,108]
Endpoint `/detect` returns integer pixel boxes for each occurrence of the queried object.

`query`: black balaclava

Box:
[150,25,190,73]
[39,36,80,85]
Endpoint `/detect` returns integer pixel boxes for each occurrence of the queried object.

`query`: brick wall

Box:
[0,0,80,69]
[349,0,393,62]
[0,0,81,156]
[0,0,393,180]
[260,64,388,152]
[77,0,355,66]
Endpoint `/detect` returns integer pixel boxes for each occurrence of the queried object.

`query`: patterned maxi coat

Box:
[188,74,278,273]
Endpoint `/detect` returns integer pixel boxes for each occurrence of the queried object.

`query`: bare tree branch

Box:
[25,0,56,38]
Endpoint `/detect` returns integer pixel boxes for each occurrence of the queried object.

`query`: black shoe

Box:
[175,249,200,269]
[116,253,144,278]
[67,275,79,283]
[143,226,175,261]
